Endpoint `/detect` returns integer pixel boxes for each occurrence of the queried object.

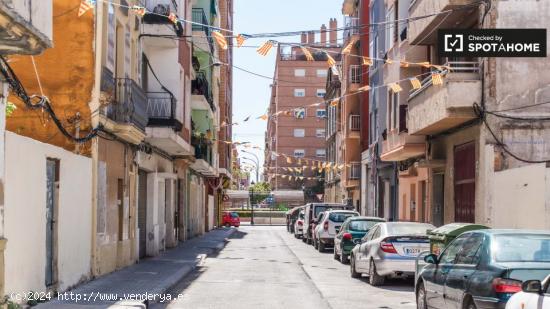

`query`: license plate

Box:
[404,247,422,255]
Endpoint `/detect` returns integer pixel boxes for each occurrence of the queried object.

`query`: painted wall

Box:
[4,132,92,294]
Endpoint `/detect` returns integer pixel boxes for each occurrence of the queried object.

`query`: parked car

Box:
[416,230,550,309]
[334,216,386,264]
[221,211,240,227]
[310,211,328,246]
[313,210,359,252]
[506,275,550,309]
[350,222,434,285]
[294,210,305,239]
[302,203,351,244]
[286,206,304,233]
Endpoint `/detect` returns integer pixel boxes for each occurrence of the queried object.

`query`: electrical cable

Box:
[0,56,102,143]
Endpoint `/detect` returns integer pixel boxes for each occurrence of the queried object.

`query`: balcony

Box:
[408,0,479,45]
[101,78,148,144]
[192,8,214,53]
[347,162,361,181]
[192,71,215,112]
[343,16,360,40]
[141,0,182,40]
[347,114,360,139]
[381,129,426,162]
[407,61,481,135]
[0,0,52,55]
[348,65,361,92]
[190,135,217,176]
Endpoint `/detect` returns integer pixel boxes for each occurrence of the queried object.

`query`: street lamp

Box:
[242,157,259,183]
[248,181,255,225]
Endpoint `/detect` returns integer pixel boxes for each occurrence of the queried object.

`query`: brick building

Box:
[264,20,341,202]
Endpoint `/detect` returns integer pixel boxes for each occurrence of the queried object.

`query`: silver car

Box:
[350,222,435,286]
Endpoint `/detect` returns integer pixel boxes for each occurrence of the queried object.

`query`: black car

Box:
[416,230,550,309]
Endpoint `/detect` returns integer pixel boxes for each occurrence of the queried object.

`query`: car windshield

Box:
[494,234,550,263]
[230,212,239,218]
[386,223,433,235]
[328,212,356,223]
[348,220,381,232]
[299,212,304,219]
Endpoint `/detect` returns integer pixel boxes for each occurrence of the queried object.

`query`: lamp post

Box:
[242,150,260,183]
[249,181,255,225]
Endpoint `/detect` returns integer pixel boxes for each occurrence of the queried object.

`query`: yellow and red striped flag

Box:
[432,72,444,85]
[388,82,403,93]
[362,57,373,66]
[78,0,95,17]
[130,5,146,17]
[168,13,178,25]
[236,34,246,47]
[330,100,339,107]
[400,61,410,68]
[358,85,371,92]
[326,53,336,67]
[257,41,275,56]
[410,77,422,90]
[342,38,358,54]
[212,31,228,50]
[301,47,315,61]
[258,114,268,120]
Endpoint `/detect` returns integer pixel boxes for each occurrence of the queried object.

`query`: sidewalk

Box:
[37,228,236,309]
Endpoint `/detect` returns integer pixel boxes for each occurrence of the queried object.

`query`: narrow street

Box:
[159,226,415,309]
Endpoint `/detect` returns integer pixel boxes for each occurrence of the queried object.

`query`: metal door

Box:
[454,142,476,223]
[138,170,147,258]
[45,159,57,286]
[432,173,444,226]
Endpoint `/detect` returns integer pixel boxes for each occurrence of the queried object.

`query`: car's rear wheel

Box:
[224,223,230,228]
[368,259,385,286]
[302,237,307,243]
[350,255,361,278]
[416,282,427,309]
[464,297,477,309]
[318,241,325,252]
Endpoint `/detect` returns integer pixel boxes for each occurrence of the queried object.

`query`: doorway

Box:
[138,170,147,258]
[454,142,476,223]
[432,173,444,226]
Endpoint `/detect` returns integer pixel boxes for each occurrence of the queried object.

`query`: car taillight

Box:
[380,241,397,254]
[493,278,522,293]
[323,221,329,231]
[343,233,352,240]
[298,221,303,226]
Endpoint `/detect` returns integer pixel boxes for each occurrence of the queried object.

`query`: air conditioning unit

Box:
[153,4,170,15]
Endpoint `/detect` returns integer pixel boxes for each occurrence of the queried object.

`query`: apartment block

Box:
[264,22,340,201]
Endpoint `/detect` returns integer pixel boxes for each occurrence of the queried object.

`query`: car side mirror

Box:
[522,280,543,294]
[424,254,438,265]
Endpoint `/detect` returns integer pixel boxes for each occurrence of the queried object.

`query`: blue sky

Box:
[232,0,343,182]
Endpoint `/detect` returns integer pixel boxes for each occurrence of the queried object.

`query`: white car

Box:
[506,276,550,309]
[294,210,305,239]
[313,210,359,252]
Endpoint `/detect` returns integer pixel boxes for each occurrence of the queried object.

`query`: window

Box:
[454,234,484,265]
[294,149,305,158]
[316,129,325,138]
[294,69,306,77]
[316,89,326,98]
[294,108,306,119]
[294,89,305,97]
[439,234,470,264]
[316,109,327,118]
[317,69,327,77]
[293,128,305,137]
[387,91,399,130]
[385,5,396,52]
[316,149,326,158]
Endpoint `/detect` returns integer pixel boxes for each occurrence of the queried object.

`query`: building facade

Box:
[264,23,340,202]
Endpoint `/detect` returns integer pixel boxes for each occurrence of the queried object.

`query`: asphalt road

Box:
[159,225,416,309]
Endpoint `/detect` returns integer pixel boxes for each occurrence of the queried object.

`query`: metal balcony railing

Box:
[192,8,214,52]
[192,71,215,111]
[146,91,183,130]
[343,17,360,39]
[348,162,361,180]
[349,65,361,84]
[409,61,480,99]
[104,78,148,131]
[349,114,360,131]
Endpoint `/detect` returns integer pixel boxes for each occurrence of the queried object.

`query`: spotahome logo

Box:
[438,29,546,57]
